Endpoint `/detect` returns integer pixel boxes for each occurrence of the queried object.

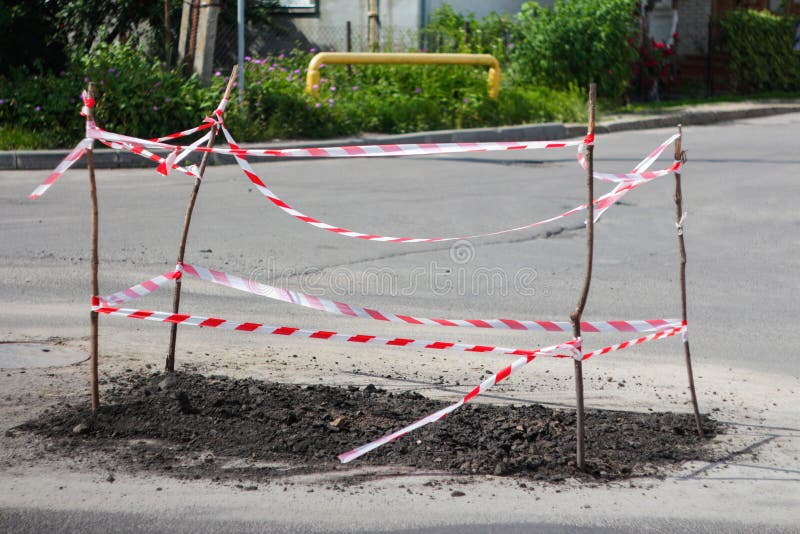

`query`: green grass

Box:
[0,126,55,150]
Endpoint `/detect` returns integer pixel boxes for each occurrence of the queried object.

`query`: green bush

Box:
[1,39,587,149]
[79,42,217,137]
[0,42,217,148]
[220,51,585,141]
[422,4,516,63]
[511,0,639,100]
[718,10,800,92]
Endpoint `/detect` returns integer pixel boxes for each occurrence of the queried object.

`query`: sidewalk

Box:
[2,101,799,171]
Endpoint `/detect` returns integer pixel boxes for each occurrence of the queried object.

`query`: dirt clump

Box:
[18,371,720,483]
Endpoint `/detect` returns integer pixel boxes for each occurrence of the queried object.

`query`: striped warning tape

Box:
[99,268,182,306]
[179,262,680,334]
[98,263,681,333]
[219,124,589,243]
[29,139,94,199]
[338,323,686,463]
[91,299,592,358]
[28,96,225,198]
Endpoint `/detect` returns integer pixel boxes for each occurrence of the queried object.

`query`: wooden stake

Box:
[569,83,596,470]
[165,66,238,372]
[86,83,101,411]
[673,125,704,438]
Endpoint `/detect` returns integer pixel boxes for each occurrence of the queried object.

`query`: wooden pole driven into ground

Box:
[673,125,704,438]
[570,83,597,470]
[165,66,238,372]
[86,83,101,411]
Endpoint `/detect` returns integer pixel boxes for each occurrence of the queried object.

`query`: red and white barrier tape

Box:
[81,125,588,158]
[148,119,214,143]
[338,323,686,463]
[92,299,589,358]
[29,138,94,199]
[219,124,609,243]
[29,95,227,198]
[178,262,680,334]
[579,133,681,222]
[99,268,182,306]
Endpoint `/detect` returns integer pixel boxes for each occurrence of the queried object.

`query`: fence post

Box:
[85,82,100,412]
[673,125,704,438]
[569,83,596,470]
[368,0,380,51]
[165,67,238,372]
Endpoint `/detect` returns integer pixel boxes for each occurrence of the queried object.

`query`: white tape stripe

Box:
[94,303,582,358]
[220,124,652,243]
[180,262,681,334]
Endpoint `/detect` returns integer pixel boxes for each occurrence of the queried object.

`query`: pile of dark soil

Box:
[19,371,720,483]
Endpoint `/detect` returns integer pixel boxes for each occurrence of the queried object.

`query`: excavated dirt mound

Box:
[18,371,721,483]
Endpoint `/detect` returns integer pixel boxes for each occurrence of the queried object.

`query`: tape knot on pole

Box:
[583,133,595,146]
[675,211,687,235]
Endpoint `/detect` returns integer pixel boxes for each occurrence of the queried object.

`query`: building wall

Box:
[679,0,712,55]
[427,0,536,20]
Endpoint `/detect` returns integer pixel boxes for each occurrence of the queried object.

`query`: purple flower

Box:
[286,75,293,82]
[310,47,317,53]
[278,53,285,59]
[215,70,222,77]
[352,85,359,91]
[507,42,515,49]
[414,87,422,93]
[35,105,42,112]
[328,98,334,105]
[108,67,116,74]
[245,55,252,61]
[293,69,300,74]
[463,97,469,104]
[330,86,337,92]
[315,102,321,108]
[153,105,158,111]
[83,76,90,83]
[0,99,5,105]
[312,83,319,90]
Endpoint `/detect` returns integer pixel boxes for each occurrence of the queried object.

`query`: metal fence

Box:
[213,19,510,67]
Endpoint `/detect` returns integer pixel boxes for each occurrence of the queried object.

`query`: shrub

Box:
[78,42,216,137]
[511,0,639,100]
[718,9,800,92]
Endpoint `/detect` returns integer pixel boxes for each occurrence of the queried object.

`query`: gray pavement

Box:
[1,109,799,532]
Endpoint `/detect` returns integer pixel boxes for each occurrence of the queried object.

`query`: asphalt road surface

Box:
[1,113,798,532]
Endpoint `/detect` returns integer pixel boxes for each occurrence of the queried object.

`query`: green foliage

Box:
[219,52,585,141]
[0,42,215,148]
[0,35,586,149]
[718,9,800,92]
[0,1,67,75]
[79,42,214,137]
[422,4,515,63]
[0,69,83,148]
[511,0,639,100]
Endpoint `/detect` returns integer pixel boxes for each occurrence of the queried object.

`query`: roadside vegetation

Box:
[1,1,798,149]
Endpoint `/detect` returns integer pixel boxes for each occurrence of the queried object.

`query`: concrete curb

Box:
[3,104,799,171]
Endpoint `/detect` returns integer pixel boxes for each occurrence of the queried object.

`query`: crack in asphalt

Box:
[277,223,586,280]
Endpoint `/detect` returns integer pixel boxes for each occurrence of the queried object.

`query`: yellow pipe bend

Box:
[306,52,501,99]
